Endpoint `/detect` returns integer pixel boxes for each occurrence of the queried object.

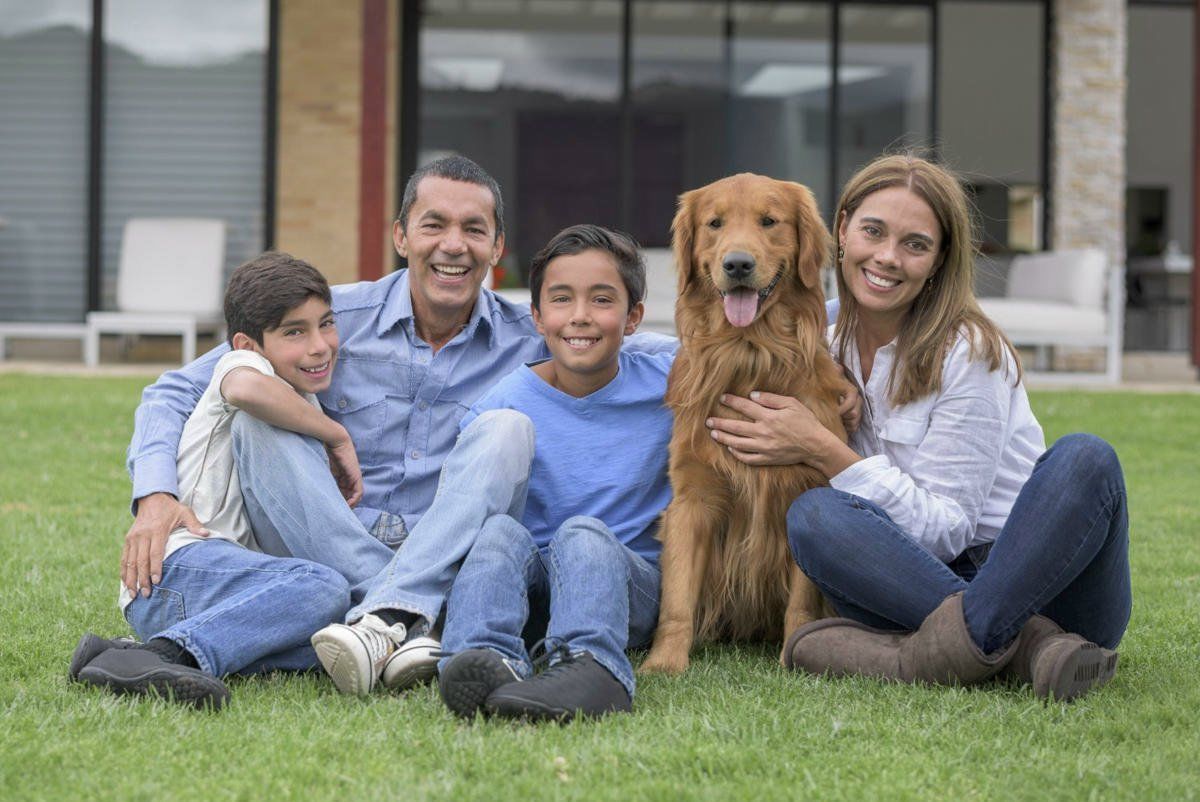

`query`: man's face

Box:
[253,296,339,395]
[394,176,504,327]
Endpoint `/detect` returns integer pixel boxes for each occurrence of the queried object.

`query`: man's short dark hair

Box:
[528,224,646,312]
[224,251,332,346]
[397,155,504,239]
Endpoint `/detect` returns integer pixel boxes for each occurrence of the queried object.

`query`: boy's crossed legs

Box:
[308,409,537,695]
[438,514,660,722]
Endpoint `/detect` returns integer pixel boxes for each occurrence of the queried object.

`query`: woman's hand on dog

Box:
[707,392,861,476]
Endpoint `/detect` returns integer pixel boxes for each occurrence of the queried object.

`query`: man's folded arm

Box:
[126,344,229,512]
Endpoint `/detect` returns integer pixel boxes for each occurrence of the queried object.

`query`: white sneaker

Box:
[311,613,406,696]
[380,634,442,691]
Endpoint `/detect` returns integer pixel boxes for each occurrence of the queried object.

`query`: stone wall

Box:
[1052,0,1127,266]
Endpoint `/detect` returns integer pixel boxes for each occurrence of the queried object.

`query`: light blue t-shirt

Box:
[461,349,674,562]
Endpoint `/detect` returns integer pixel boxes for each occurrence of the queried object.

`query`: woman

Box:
[706,154,1130,700]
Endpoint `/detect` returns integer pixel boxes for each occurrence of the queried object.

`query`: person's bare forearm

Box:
[221,368,348,446]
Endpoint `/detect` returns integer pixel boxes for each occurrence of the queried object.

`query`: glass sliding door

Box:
[939,1,1044,259]
[631,1,831,246]
[101,0,268,308]
[419,0,622,278]
[0,2,90,322]
[836,3,932,190]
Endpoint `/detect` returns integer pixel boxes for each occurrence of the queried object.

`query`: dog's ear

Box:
[788,182,831,290]
[670,188,698,296]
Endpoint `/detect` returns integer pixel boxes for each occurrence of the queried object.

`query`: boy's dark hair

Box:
[224,251,332,346]
[397,154,504,239]
[529,224,646,312]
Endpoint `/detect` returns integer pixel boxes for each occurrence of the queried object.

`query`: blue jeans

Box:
[787,433,1131,653]
[438,515,661,697]
[344,410,536,630]
[233,408,535,626]
[124,539,351,676]
[232,414,395,602]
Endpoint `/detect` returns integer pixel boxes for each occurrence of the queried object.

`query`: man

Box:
[107,156,673,692]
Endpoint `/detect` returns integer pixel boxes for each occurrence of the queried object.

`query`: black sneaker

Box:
[438,649,520,719]
[68,633,140,681]
[485,650,631,723]
[76,646,230,710]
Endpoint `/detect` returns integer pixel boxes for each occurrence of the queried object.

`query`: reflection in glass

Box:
[419,0,621,277]
[837,4,932,189]
[940,2,1043,254]
[101,0,267,308]
[631,2,831,245]
[0,1,90,321]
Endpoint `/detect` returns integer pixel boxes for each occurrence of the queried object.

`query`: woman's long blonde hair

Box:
[832,153,1020,406]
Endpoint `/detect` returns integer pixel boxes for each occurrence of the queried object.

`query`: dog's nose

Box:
[722,252,756,280]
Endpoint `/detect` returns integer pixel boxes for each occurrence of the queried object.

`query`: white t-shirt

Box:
[829,328,1046,562]
[119,349,318,608]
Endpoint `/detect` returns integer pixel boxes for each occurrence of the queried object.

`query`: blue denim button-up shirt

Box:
[128,269,676,532]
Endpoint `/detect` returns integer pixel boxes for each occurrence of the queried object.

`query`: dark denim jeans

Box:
[787,433,1131,653]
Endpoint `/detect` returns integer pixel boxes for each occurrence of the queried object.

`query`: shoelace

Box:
[529,637,574,673]
[358,620,406,660]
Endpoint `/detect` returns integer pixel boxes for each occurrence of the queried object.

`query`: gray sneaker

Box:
[438,649,520,719]
[69,633,139,682]
[77,646,229,710]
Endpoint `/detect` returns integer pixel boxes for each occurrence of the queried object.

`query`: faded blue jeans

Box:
[787,433,1131,653]
[232,408,534,623]
[438,515,661,697]
[124,539,350,676]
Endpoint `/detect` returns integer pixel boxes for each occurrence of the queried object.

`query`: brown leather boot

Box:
[784,593,1017,686]
[1002,615,1119,701]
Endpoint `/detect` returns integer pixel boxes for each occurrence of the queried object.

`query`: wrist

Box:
[324,422,351,448]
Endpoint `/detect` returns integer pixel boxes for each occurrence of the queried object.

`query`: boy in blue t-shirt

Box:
[437,224,673,722]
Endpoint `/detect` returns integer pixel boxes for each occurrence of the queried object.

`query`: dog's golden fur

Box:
[641,174,849,675]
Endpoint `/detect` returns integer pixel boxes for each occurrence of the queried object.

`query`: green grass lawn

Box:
[1,373,1197,801]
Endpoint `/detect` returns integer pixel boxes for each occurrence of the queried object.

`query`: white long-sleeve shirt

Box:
[829,329,1046,562]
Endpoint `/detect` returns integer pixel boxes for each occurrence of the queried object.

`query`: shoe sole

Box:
[311,628,377,696]
[381,637,440,691]
[77,663,229,710]
[439,652,517,719]
[1042,644,1119,701]
[485,692,574,723]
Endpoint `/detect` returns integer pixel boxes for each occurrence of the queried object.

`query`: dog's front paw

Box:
[639,648,690,676]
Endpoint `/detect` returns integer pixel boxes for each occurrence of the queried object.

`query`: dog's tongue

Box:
[723,288,759,327]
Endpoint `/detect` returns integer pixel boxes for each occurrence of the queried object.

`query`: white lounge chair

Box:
[85,218,227,367]
[977,248,1123,383]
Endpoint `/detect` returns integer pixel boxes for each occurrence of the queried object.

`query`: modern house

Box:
[0,0,1195,370]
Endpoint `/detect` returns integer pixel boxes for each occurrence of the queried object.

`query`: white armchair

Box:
[977,248,1123,383]
[85,218,227,367]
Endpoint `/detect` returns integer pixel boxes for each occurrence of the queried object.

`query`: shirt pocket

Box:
[878,398,936,446]
[320,362,389,465]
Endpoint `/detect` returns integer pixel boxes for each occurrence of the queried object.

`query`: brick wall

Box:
[275,0,399,286]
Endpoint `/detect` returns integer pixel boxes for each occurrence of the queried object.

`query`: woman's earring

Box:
[837,246,844,262]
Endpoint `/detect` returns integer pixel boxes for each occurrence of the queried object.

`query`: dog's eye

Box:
[761,216,777,227]
[707,218,722,229]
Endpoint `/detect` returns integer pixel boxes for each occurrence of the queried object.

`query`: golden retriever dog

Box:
[640,174,849,675]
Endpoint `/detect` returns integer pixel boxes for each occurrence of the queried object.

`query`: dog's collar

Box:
[758,267,784,300]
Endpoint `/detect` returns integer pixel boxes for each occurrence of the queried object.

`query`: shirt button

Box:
[337,398,347,409]
[411,450,421,459]
[418,402,428,411]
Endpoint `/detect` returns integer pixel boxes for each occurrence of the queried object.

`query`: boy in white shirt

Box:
[70,252,359,709]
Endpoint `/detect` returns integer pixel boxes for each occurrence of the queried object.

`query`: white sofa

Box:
[977,248,1123,383]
